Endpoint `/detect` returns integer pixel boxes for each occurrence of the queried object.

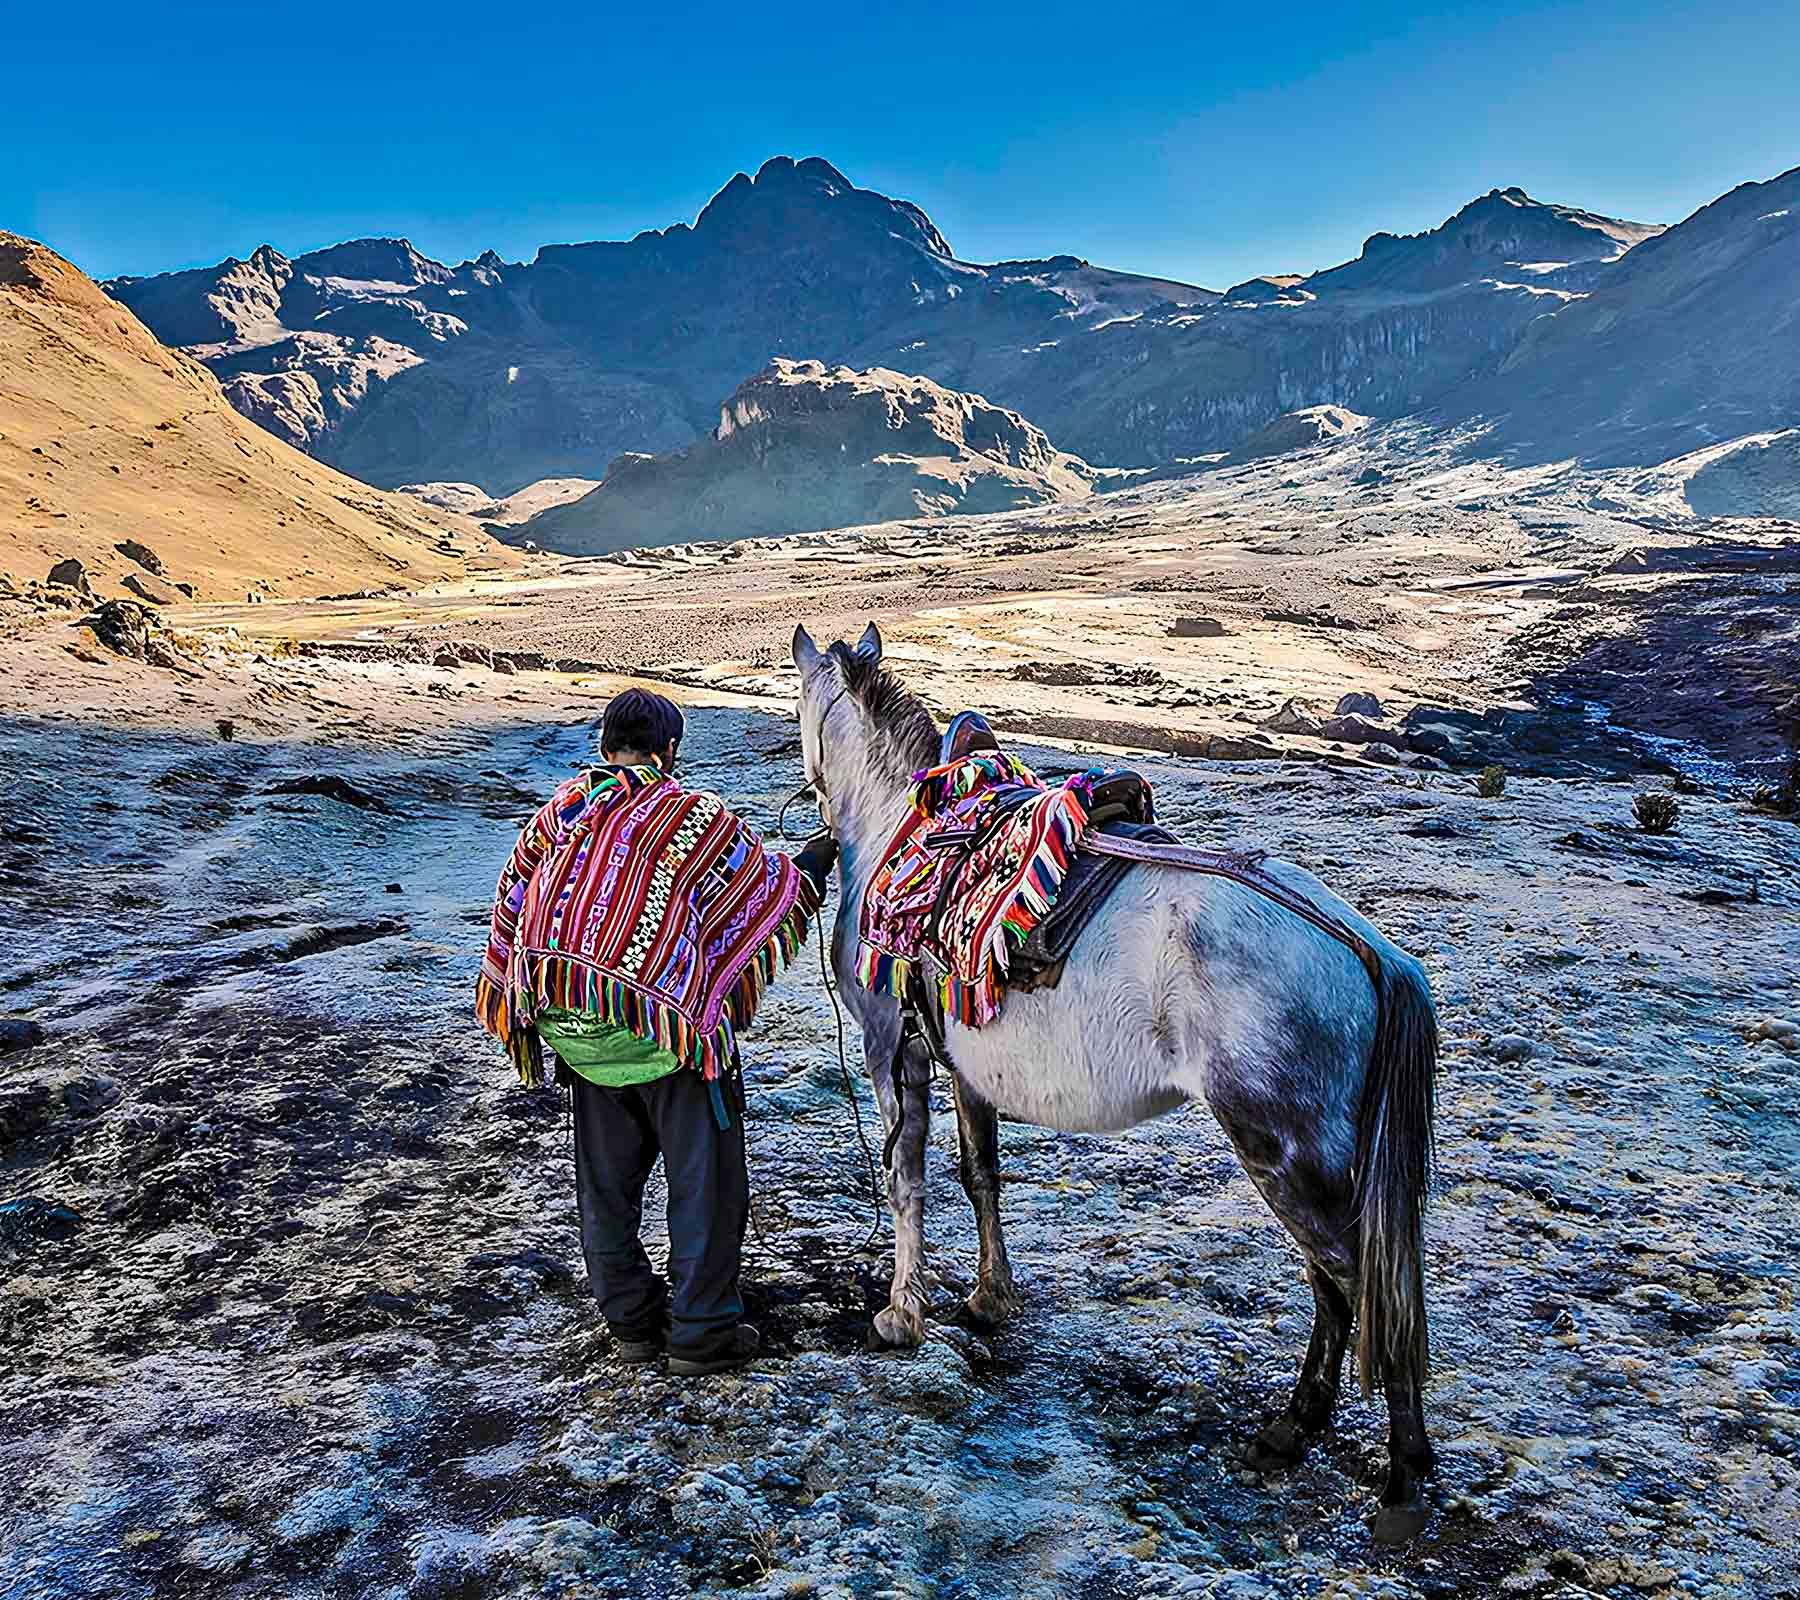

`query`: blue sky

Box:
[9,0,1796,289]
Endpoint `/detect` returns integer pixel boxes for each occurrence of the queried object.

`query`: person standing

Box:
[477,689,835,1375]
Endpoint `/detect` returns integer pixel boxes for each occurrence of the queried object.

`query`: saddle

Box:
[931,712,1159,992]
[885,714,1380,1154]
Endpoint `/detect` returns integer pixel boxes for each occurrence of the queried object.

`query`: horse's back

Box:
[945,860,1379,1136]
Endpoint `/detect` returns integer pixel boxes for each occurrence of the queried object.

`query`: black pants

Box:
[570,1069,749,1357]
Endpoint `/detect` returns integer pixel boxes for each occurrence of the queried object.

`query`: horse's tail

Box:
[1351,948,1438,1397]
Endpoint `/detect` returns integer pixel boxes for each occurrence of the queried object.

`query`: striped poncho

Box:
[476,764,819,1084]
[857,753,1113,1027]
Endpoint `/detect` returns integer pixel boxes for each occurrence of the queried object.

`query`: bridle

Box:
[788,680,852,838]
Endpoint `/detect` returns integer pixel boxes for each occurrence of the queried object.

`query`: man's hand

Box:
[793,830,840,893]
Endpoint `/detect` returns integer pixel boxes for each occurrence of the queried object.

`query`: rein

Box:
[743,781,884,1264]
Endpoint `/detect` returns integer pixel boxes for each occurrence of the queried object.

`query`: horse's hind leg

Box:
[1205,1085,1359,1469]
[1250,1264,1351,1469]
[870,1035,932,1349]
[950,1073,1020,1328]
[1371,1380,1434,1545]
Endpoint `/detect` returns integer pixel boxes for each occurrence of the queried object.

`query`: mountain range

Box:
[102,156,1800,497]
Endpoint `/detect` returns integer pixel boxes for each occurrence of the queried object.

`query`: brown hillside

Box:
[1,232,515,600]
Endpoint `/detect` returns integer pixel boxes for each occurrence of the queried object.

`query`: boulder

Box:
[432,641,495,670]
[1334,691,1386,718]
[0,1018,47,1055]
[1260,696,1322,736]
[1317,714,1407,749]
[122,573,181,605]
[1169,616,1227,639]
[115,539,166,576]
[47,558,93,596]
[84,599,152,659]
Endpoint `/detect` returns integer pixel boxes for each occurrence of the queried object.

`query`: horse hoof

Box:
[1246,1417,1309,1473]
[869,1307,927,1350]
[1368,1495,1430,1546]
[958,1283,1022,1331]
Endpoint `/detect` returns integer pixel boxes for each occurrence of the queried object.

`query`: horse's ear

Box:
[856,621,883,661]
[792,624,821,671]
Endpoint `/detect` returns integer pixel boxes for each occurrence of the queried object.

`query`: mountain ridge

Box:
[99,159,1796,494]
[0,232,510,599]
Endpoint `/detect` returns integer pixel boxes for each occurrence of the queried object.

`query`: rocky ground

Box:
[2,430,1798,1598]
[1,695,1797,1600]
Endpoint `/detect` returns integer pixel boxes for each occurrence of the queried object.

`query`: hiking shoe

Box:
[610,1324,667,1366]
[667,1323,761,1378]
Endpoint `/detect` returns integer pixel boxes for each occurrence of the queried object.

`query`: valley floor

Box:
[1,713,1796,1600]
[1,435,1797,1598]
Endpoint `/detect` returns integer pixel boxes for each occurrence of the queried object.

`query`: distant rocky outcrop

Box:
[396,477,602,526]
[1229,405,1371,461]
[520,360,1095,553]
[1681,431,1800,520]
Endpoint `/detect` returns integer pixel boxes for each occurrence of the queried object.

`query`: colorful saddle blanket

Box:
[856,752,1149,1027]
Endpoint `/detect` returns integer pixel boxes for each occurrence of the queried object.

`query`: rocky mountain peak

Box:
[1311,186,1662,293]
[290,237,453,286]
[693,154,952,258]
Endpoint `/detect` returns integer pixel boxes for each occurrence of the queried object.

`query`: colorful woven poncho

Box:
[857,753,1115,1027]
[476,765,818,1085]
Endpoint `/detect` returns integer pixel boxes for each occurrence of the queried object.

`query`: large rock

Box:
[84,599,152,659]
[122,572,181,605]
[521,361,1096,554]
[47,558,92,596]
[115,539,166,576]
[1261,697,1323,736]
[1318,714,1407,749]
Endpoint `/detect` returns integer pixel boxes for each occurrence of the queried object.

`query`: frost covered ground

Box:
[2,702,1796,1599]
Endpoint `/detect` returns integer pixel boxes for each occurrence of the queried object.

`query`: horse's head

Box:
[791,621,938,838]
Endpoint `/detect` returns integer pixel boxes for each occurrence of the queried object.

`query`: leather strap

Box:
[1080,832,1382,986]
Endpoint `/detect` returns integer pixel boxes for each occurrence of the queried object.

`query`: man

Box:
[476,689,835,1376]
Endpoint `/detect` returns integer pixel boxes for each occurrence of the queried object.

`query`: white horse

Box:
[792,622,1441,1543]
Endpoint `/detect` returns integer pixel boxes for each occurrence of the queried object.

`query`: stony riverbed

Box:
[2,708,1797,1599]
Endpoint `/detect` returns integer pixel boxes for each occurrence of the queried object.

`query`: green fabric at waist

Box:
[536,1007,681,1087]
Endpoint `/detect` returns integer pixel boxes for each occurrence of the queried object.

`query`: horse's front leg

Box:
[870,1034,932,1348]
[950,1073,1020,1328]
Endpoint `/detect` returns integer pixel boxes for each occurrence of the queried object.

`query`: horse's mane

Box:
[828,641,939,774]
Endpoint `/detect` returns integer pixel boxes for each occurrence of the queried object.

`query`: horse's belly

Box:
[948,1027,1188,1134]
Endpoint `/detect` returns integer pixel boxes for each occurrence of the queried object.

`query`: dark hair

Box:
[601,688,684,760]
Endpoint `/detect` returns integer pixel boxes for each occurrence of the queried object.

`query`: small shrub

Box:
[1476,764,1507,799]
[1751,753,1800,819]
[1633,790,1680,834]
